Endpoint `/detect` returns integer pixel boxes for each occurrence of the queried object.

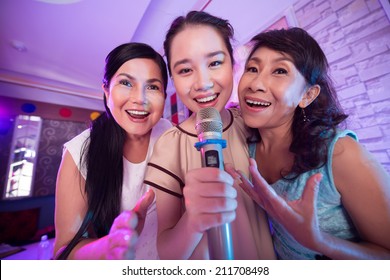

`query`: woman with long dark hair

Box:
[54,42,171,259]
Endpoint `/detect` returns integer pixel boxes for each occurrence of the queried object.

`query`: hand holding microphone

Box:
[187,107,235,260]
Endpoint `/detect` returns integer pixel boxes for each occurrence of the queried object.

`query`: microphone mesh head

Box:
[195,107,223,136]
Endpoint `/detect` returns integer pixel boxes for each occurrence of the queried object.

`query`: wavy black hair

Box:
[247,28,348,178]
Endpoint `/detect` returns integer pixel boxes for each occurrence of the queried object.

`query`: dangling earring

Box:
[302,108,309,122]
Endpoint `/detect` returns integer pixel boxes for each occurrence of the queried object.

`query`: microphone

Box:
[194,107,234,260]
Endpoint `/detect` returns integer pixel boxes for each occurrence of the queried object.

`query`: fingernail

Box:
[234,176,242,185]
[129,213,138,228]
[316,174,323,184]
[124,250,135,260]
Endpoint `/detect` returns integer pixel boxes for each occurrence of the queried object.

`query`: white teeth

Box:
[196,94,217,103]
[246,99,271,106]
[126,110,149,115]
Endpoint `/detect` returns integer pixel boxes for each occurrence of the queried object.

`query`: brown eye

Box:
[146,84,160,91]
[245,66,258,73]
[273,68,287,75]
[119,80,132,87]
[178,68,191,75]
[210,60,222,67]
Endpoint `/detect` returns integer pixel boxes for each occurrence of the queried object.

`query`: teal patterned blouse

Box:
[249,130,360,259]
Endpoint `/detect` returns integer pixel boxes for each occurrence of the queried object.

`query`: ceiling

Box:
[0,0,297,111]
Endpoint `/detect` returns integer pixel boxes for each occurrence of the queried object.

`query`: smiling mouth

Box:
[245,98,271,108]
[126,110,150,119]
[194,93,219,104]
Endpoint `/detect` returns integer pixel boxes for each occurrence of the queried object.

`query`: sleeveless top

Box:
[144,108,276,259]
[63,118,172,259]
[249,129,360,259]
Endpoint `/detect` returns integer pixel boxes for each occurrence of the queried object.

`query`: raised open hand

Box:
[228,158,323,251]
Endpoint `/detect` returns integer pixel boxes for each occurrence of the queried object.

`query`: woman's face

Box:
[169,25,233,114]
[104,58,165,138]
[238,47,308,130]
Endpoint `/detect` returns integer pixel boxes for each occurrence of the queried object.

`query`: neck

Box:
[257,125,292,153]
[255,126,294,184]
[123,131,151,163]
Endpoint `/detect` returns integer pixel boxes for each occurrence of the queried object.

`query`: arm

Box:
[54,150,89,259]
[156,167,237,259]
[322,136,390,259]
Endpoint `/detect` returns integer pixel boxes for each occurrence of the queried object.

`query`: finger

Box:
[108,244,136,260]
[248,158,278,199]
[110,211,138,232]
[246,159,289,216]
[185,196,238,214]
[187,167,234,185]
[124,248,136,260]
[108,229,138,250]
[224,164,244,188]
[107,246,127,260]
[133,188,155,218]
[185,182,237,199]
[193,211,237,232]
[300,173,322,210]
[236,170,264,207]
[224,163,239,178]
[133,189,156,235]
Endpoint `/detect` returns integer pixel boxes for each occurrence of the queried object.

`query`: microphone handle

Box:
[200,142,234,260]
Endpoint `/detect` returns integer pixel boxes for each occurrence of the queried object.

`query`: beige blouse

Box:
[144,108,276,259]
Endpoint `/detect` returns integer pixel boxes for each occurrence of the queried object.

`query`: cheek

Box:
[237,78,246,97]
[149,95,165,111]
[220,68,233,88]
[285,85,305,107]
[173,79,191,97]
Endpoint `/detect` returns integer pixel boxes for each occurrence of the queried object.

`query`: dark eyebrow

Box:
[117,73,163,85]
[248,51,294,64]
[146,78,163,86]
[117,73,135,80]
[273,56,294,64]
[172,51,226,69]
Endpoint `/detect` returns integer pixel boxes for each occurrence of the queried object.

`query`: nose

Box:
[194,68,214,91]
[131,87,148,105]
[249,73,266,93]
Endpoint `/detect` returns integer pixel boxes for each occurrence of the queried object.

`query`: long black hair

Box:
[163,10,235,76]
[85,42,168,237]
[247,28,348,177]
[57,43,168,259]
